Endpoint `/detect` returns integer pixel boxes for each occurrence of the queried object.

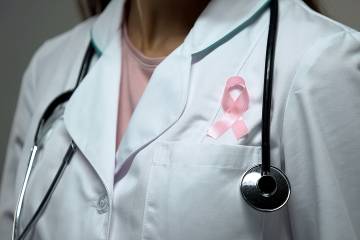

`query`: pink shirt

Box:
[116,25,164,150]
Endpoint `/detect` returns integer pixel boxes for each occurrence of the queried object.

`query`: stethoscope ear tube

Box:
[240,0,291,212]
[14,142,77,240]
[12,146,39,240]
[12,43,95,240]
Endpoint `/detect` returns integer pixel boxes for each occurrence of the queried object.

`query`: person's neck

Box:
[125,0,210,58]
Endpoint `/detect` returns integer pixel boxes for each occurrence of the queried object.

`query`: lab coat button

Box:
[96,195,109,214]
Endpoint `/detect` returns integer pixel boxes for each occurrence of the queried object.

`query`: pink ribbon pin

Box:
[207,76,250,140]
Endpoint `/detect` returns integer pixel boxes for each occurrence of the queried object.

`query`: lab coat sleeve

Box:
[282,30,360,240]
[0,50,38,238]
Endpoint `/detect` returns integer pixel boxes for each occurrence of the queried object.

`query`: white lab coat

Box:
[1,0,359,239]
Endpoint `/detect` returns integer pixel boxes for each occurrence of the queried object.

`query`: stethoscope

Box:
[11,0,290,239]
[11,44,95,240]
[240,0,291,212]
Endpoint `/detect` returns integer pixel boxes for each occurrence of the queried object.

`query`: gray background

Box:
[0,0,360,180]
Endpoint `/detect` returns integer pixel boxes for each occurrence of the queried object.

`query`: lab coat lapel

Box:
[117,48,192,164]
[63,36,121,194]
[63,0,125,193]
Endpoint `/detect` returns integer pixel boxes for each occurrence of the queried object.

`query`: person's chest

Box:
[17,4,301,238]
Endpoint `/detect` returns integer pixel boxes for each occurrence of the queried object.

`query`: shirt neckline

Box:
[122,24,165,70]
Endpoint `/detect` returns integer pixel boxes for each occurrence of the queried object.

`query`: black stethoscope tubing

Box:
[12,0,290,239]
[12,44,95,240]
[240,0,290,212]
[262,0,278,174]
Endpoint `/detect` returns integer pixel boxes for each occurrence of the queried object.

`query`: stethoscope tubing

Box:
[15,142,77,240]
[240,0,290,212]
[12,146,39,240]
[11,44,94,240]
[261,0,278,175]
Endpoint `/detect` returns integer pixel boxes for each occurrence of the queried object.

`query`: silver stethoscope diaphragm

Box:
[240,165,290,212]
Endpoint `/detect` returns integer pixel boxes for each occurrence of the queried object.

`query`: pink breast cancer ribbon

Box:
[207,76,250,140]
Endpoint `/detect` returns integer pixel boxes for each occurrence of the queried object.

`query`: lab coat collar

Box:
[90,0,125,55]
[184,0,270,56]
[91,0,270,55]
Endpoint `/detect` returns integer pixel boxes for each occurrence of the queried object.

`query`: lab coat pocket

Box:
[142,142,264,240]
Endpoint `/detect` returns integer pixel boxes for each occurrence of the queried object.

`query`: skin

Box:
[125,0,211,58]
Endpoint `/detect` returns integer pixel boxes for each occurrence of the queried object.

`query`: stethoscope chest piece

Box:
[240,165,290,212]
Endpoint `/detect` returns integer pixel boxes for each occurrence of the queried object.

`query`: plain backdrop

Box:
[0,0,359,181]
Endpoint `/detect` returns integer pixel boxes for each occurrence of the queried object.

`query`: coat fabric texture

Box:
[0,0,360,239]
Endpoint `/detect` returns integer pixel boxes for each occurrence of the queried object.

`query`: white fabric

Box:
[0,0,359,239]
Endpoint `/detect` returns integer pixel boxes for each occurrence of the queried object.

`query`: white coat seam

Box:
[140,148,161,240]
[346,30,360,44]
[279,30,351,173]
[286,31,360,237]
[105,192,112,240]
